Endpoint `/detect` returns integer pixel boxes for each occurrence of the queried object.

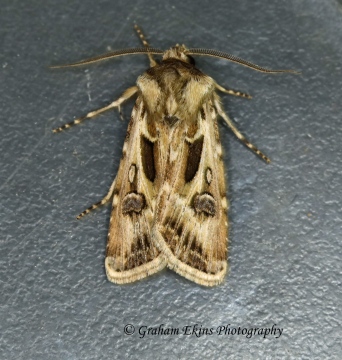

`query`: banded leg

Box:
[77,176,117,219]
[134,24,157,67]
[53,86,138,133]
[214,98,271,163]
[216,83,252,99]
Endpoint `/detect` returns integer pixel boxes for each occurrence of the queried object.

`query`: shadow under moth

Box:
[52,25,297,286]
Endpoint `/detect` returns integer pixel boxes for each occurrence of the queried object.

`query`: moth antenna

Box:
[134,24,157,67]
[186,49,300,74]
[50,48,163,68]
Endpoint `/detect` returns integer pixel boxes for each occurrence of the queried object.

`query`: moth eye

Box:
[187,55,196,65]
[122,192,145,214]
[193,193,216,216]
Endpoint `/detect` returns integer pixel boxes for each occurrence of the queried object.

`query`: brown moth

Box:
[52,25,297,286]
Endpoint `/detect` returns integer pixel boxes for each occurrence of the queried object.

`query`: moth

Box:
[52,25,297,286]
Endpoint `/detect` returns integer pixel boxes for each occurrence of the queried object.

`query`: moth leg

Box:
[214,98,271,163]
[76,176,117,219]
[118,105,124,121]
[134,24,157,67]
[216,83,252,99]
[53,86,138,133]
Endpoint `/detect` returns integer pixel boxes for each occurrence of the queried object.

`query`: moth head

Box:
[163,44,195,65]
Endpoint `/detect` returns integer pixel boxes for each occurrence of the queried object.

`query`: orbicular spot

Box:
[122,192,145,214]
[128,164,136,183]
[185,136,204,182]
[164,115,179,127]
[205,167,213,184]
[193,193,216,216]
[141,135,156,182]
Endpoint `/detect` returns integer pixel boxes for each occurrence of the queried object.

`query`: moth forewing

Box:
[53,25,296,286]
[105,96,167,284]
[151,96,228,286]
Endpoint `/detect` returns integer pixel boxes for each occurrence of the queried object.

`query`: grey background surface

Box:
[1,0,341,359]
